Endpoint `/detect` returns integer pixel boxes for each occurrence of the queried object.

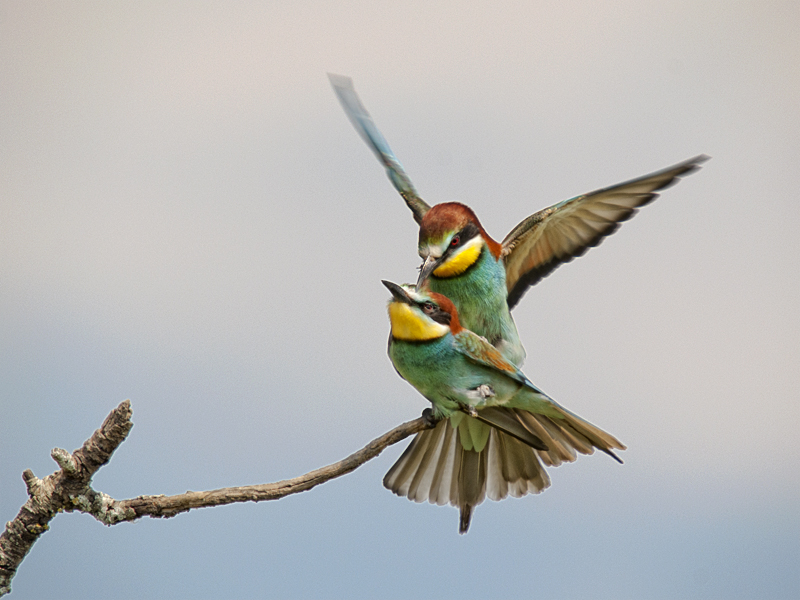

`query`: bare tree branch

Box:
[0,400,434,597]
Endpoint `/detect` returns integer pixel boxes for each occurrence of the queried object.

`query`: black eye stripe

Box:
[448,223,480,251]
[417,301,451,326]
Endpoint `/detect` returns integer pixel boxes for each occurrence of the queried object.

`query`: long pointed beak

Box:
[416,255,440,288]
[381,280,413,304]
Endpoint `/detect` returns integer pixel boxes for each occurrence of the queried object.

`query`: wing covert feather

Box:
[452,331,530,385]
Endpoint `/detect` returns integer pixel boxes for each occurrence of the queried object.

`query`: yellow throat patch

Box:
[433,237,483,278]
[388,302,449,341]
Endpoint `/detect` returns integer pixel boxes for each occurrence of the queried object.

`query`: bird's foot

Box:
[477,384,494,398]
[457,402,479,418]
[421,408,439,428]
[474,384,495,407]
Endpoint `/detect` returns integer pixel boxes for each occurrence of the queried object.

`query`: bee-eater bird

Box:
[381,280,625,533]
[331,74,708,366]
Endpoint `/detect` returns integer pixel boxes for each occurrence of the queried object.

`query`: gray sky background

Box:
[2,2,798,598]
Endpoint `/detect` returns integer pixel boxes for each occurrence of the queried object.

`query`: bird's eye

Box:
[422,302,435,313]
[450,235,460,247]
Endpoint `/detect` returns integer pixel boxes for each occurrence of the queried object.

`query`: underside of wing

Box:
[502,155,709,309]
[328,74,431,224]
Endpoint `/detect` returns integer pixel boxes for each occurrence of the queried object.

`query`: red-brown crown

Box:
[425,290,464,334]
[418,202,502,259]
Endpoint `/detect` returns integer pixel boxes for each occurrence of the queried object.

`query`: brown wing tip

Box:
[603,448,624,464]
[658,154,711,188]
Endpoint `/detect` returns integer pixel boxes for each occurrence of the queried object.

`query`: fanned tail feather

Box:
[509,407,626,465]
[384,416,549,534]
[384,406,625,533]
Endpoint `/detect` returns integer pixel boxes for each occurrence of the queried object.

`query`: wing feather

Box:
[328,74,431,224]
[452,330,530,385]
[502,155,709,308]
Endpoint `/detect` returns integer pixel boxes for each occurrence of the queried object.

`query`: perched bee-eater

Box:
[381,280,625,533]
[331,74,708,365]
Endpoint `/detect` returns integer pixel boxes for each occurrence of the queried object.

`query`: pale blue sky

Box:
[2,1,798,598]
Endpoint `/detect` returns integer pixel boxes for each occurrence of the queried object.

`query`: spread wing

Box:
[328,74,431,224]
[502,155,709,309]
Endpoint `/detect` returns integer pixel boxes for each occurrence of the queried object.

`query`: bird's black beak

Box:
[382,280,414,305]
[416,255,441,289]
